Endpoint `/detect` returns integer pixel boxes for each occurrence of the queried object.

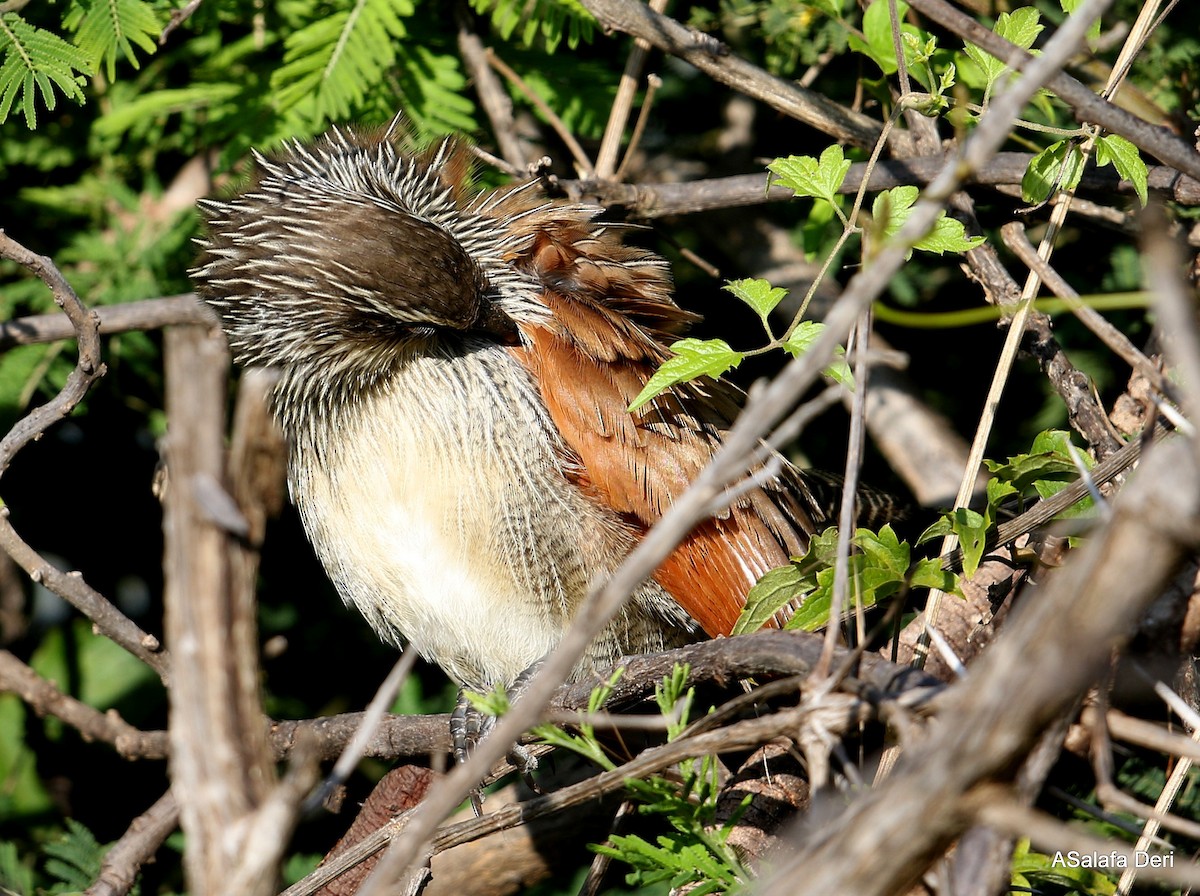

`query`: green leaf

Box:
[946,507,989,577]
[724,277,787,331]
[1095,134,1148,206]
[271,0,416,126]
[768,144,851,205]
[65,0,161,80]
[43,818,104,890]
[848,0,911,75]
[983,430,1083,495]
[962,39,1005,92]
[95,83,244,138]
[995,7,1044,51]
[471,0,595,52]
[628,338,744,413]
[0,13,91,128]
[1022,140,1086,205]
[0,695,54,820]
[733,562,812,635]
[393,44,477,136]
[874,186,985,255]
[781,321,854,389]
[0,840,36,896]
[736,525,947,634]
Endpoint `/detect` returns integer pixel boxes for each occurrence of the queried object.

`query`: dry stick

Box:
[560,154,1200,218]
[85,791,181,896]
[594,0,668,179]
[578,0,885,150]
[358,6,1086,889]
[305,649,420,813]
[1002,222,1177,402]
[0,235,169,678]
[1113,678,1200,895]
[905,0,1200,181]
[485,48,594,175]
[1089,706,1200,763]
[612,74,661,184]
[819,312,872,680]
[916,0,1128,667]
[0,293,214,349]
[455,3,527,170]
[0,650,167,759]
[293,689,910,896]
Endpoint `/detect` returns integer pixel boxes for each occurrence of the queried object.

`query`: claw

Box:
[449,662,547,815]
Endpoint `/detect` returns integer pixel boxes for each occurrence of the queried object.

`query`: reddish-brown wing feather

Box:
[504,208,824,636]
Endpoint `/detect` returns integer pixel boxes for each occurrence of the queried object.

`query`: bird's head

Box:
[191,126,548,380]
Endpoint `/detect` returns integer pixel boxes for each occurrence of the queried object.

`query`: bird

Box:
[191,121,881,703]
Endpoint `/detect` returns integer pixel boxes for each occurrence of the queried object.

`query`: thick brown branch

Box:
[559,154,1198,219]
[0,650,168,759]
[0,293,213,349]
[577,0,884,149]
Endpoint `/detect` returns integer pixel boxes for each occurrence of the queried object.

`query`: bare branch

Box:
[85,791,180,896]
[578,0,885,149]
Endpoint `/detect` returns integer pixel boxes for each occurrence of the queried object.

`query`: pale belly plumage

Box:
[282,337,697,690]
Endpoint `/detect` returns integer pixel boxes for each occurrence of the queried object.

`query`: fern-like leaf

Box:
[470,0,594,52]
[271,0,415,126]
[0,13,91,128]
[94,82,244,138]
[65,0,161,80]
[392,44,476,136]
[43,818,105,890]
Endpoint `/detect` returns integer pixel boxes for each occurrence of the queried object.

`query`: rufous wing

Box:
[505,209,825,636]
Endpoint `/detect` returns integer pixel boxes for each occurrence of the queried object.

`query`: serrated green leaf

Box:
[995,8,1043,51]
[947,507,988,577]
[848,0,912,75]
[983,451,1078,495]
[781,320,855,388]
[914,213,986,254]
[628,338,744,413]
[875,186,984,255]
[741,525,941,633]
[724,277,787,329]
[732,563,812,635]
[910,557,958,593]
[962,41,1005,91]
[768,144,850,205]
[1022,140,1086,205]
[1095,134,1148,206]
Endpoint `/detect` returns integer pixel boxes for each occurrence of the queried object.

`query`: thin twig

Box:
[85,791,180,896]
[595,0,668,179]
[485,48,594,175]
